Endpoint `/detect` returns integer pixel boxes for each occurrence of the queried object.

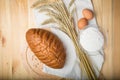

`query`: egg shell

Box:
[82,9,94,20]
[78,18,88,30]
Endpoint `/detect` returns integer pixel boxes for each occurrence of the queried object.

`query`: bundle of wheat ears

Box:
[32,0,97,79]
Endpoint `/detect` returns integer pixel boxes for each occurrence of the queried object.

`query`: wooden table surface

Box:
[0,0,120,79]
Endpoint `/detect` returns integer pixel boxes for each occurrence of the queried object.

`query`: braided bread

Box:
[26,28,66,69]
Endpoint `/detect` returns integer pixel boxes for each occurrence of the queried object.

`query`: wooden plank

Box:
[92,0,113,79]
[0,0,12,79]
[0,0,32,79]
[28,0,36,28]
[9,0,32,79]
[101,0,113,79]
[113,0,120,79]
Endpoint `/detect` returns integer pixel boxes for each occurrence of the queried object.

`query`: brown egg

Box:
[82,9,94,20]
[26,28,66,69]
[78,18,88,29]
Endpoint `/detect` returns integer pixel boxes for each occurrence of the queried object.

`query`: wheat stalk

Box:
[68,0,75,10]
[32,0,97,79]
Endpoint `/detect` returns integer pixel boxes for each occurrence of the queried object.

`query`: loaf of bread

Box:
[26,28,66,69]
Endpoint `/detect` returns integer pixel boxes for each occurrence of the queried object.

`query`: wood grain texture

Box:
[92,0,113,79]
[0,0,120,79]
[0,0,31,79]
[9,0,32,79]
[113,0,120,79]
[0,0,12,79]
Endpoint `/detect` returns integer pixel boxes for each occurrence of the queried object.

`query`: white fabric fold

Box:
[33,0,104,79]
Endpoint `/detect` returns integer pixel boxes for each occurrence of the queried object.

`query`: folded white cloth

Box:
[33,0,104,79]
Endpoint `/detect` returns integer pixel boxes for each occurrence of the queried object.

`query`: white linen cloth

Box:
[33,0,104,79]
